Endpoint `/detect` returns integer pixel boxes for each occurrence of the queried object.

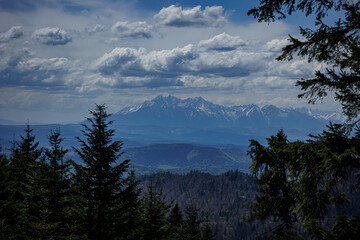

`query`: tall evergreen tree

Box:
[111,170,142,240]
[247,130,298,239]
[28,128,72,239]
[0,146,11,239]
[7,124,43,239]
[183,205,202,240]
[168,203,184,240]
[140,183,171,240]
[201,216,215,240]
[73,104,133,240]
[248,126,360,239]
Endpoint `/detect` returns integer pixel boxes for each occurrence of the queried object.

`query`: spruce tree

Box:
[7,124,43,239]
[141,183,171,240]
[29,129,72,240]
[73,104,133,240]
[168,203,184,240]
[183,205,202,240]
[0,146,11,239]
[247,130,298,239]
[111,170,142,240]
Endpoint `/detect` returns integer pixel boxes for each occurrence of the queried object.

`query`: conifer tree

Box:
[247,0,360,238]
[29,129,72,239]
[247,130,298,239]
[168,203,184,240]
[141,183,171,240]
[111,170,142,240]
[7,124,43,239]
[0,146,11,239]
[201,220,215,240]
[248,1,360,121]
[74,104,133,240]
[183,205,202,240]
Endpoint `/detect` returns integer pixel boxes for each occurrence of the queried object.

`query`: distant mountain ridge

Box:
[0,95,344,155]
[113,95,341,129]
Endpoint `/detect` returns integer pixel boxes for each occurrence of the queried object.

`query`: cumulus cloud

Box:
[95,47,146,75]
[32,27,72,45]
[263,38,289,52]
[0,42,74,87]
[0,26,23,43]
[198,33,247,51]
[92,33,273,88]
[17,57,71,73]
[94,44,198,78]
[111,21,153,39]
[154,5,227,27]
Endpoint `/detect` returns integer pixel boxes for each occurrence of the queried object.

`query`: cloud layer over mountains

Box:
[0,1,338,123]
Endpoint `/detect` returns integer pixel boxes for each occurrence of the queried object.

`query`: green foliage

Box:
[248,1,360,121]
[0,146,10,239]
[248,0,360,238]
[140,183,171,240]
[73,104,135,240]
[139,171,258,240]
[168,203,184,240]
[6,124,43,239]
[248,127,360,239]
[0,106,216,240]
[182,205,202,240]
[248,130,299,239]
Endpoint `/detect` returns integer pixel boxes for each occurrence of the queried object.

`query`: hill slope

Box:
[124,143,251,174]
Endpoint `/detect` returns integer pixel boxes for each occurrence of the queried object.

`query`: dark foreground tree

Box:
[248,126,360,239]
[247,1,360,238]
[141,183,171,240]
[247,130,299,239]
[74,104,137,240]
[0,146,10,239]
[6,125,43,239]
[30,129,74,239]
[248,0,360,121]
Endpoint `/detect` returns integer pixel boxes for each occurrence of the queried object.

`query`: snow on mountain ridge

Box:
[117,95,344,124]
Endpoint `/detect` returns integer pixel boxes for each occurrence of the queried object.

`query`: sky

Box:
[0,0,343,124]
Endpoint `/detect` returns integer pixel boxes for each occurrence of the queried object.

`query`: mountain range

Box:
[0,95,343,173]
[112,95,342,129]
[1,95,343,148]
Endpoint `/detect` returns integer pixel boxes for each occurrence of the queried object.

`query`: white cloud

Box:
[154,5,227,27]
[0,43,74,87]
[0,26,23,43]
[263,38,289,52]
[198,32,247,51]
[17,57,71,72]
[0,1,343,124]
[32,27,72,45]
[93,33,272,84]
[95,47,146,75]
[141,44,198,74]
[111,21,153,39]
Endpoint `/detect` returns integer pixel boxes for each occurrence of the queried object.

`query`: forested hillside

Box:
[0,106,216,240]
[139,171,260,240]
